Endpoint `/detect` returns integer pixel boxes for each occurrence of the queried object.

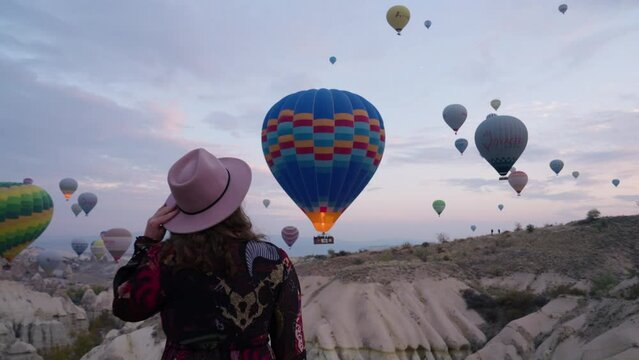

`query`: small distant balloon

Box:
[78,192,97,215]
[470,225,477,232]
[263,199,270,208]
[443,104,468,135]
[37,250,62,276]
[549,159,564,175]
[329,56,337,65]
[498,204,504,211]
[281,226,299,248]
[490,99,501,111]
[424,20,431,29]
[559,4,568,14]
[612,179,620,187]
[455,138,468,155]
[572,171,580,179]
[91,239,106,261]
[59,178,78,201]
[71,203,81,217]
[510,167,517,173]
[101,228,133,262]
[432,200,446,217]
[508,171,528,196]
[23,178,33,185]
[71,239,88,257]
[387,5,411,35]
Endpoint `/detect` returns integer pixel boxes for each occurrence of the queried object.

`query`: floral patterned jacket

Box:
[112,236,306,360]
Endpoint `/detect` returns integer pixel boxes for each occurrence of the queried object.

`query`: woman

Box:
[112,148,306,359]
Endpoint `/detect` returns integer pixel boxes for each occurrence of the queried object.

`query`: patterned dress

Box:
[113,236,306,360]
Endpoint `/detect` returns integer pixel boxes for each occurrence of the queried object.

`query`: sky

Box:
[2,0,638,256]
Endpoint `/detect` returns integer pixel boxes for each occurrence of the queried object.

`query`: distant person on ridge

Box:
[491,229,494,235]
[112,148,306,360]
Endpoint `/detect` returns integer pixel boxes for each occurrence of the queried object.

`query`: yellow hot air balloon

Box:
[1,182,54,262]
[386,5,410,35]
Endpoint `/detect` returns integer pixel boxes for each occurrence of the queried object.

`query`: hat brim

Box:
[163,157,252,234]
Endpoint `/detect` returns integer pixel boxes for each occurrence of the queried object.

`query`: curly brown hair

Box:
[160,206,265,276]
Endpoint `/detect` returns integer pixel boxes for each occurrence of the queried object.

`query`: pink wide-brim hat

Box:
[163,148,252,234]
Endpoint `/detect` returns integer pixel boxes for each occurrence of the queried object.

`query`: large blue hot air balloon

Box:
[475,115,528,179]
[261,89,385,234]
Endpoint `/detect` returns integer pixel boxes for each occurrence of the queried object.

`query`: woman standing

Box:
[113,148,306,359]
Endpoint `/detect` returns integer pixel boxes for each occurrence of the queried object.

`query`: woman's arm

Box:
[112,236,165,322]
[269,250,306,360]
[112,204,178,322]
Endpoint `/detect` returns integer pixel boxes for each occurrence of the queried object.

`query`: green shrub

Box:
[327,249,336,257]
[352,258,365,265]
[401,241,412,249]
[42,312,121,360]
[591,273,619,296]
[462,289,549,339]
[421,242,430,247]
[413,247,428,262]
[622,284,639,300]
[436,232,450,243]
[66,288,85,306]
[526,224,535,233]
[442,255,451,261]
[378,251,394,262]
[514,223,522,232]
[91,285,107,295]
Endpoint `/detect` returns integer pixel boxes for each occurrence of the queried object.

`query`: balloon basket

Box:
[499,176,508,181]
[313,234,335,245]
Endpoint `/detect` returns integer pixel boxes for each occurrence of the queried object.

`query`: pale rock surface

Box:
[4,340,43,360]
[302,275,485,360]
[466,297,580,360]
[0,280,88,352]
[81,324,165,360]
[610,277,639,298]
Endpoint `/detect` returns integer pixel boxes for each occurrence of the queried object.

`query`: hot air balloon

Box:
[471,225,477,232]
[572,171,580,179]
[498,204,504,211]
[508,171,528,196]
[263,199,271,208]
[0,181,54,263]
[612,179,620,187]
[59,178,78,201]
[386,5,410,35]
[455,138,468,155]
[475,115,528,179]
[91,239,106,261]
[101,228,132,262]
[71,239,88,257]
[23,178,33,185]
[559,4,567,14]
[71,203,81,217]
[261,88,385,235]
[424,20,431,29]
[37,250,62,276]
[490,99,501,111]
[432,200,446,217]
[510,167,517,173]
[549,159,564,175]
[329,56,336,65]
[443,104,468,135]
[281,226,299,248]
[78,192,97,215]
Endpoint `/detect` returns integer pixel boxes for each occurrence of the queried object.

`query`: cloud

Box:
[202,109,264,137]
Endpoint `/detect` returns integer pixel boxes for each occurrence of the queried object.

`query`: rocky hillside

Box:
[1,215,638,359]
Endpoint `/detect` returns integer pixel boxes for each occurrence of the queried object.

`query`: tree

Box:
[436,232,450,243]
[586,209,601,222]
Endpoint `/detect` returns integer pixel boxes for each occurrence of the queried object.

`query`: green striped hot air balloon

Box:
[0,181,54,262]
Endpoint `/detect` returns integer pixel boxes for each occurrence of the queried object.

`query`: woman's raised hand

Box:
[144,204,179,241]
